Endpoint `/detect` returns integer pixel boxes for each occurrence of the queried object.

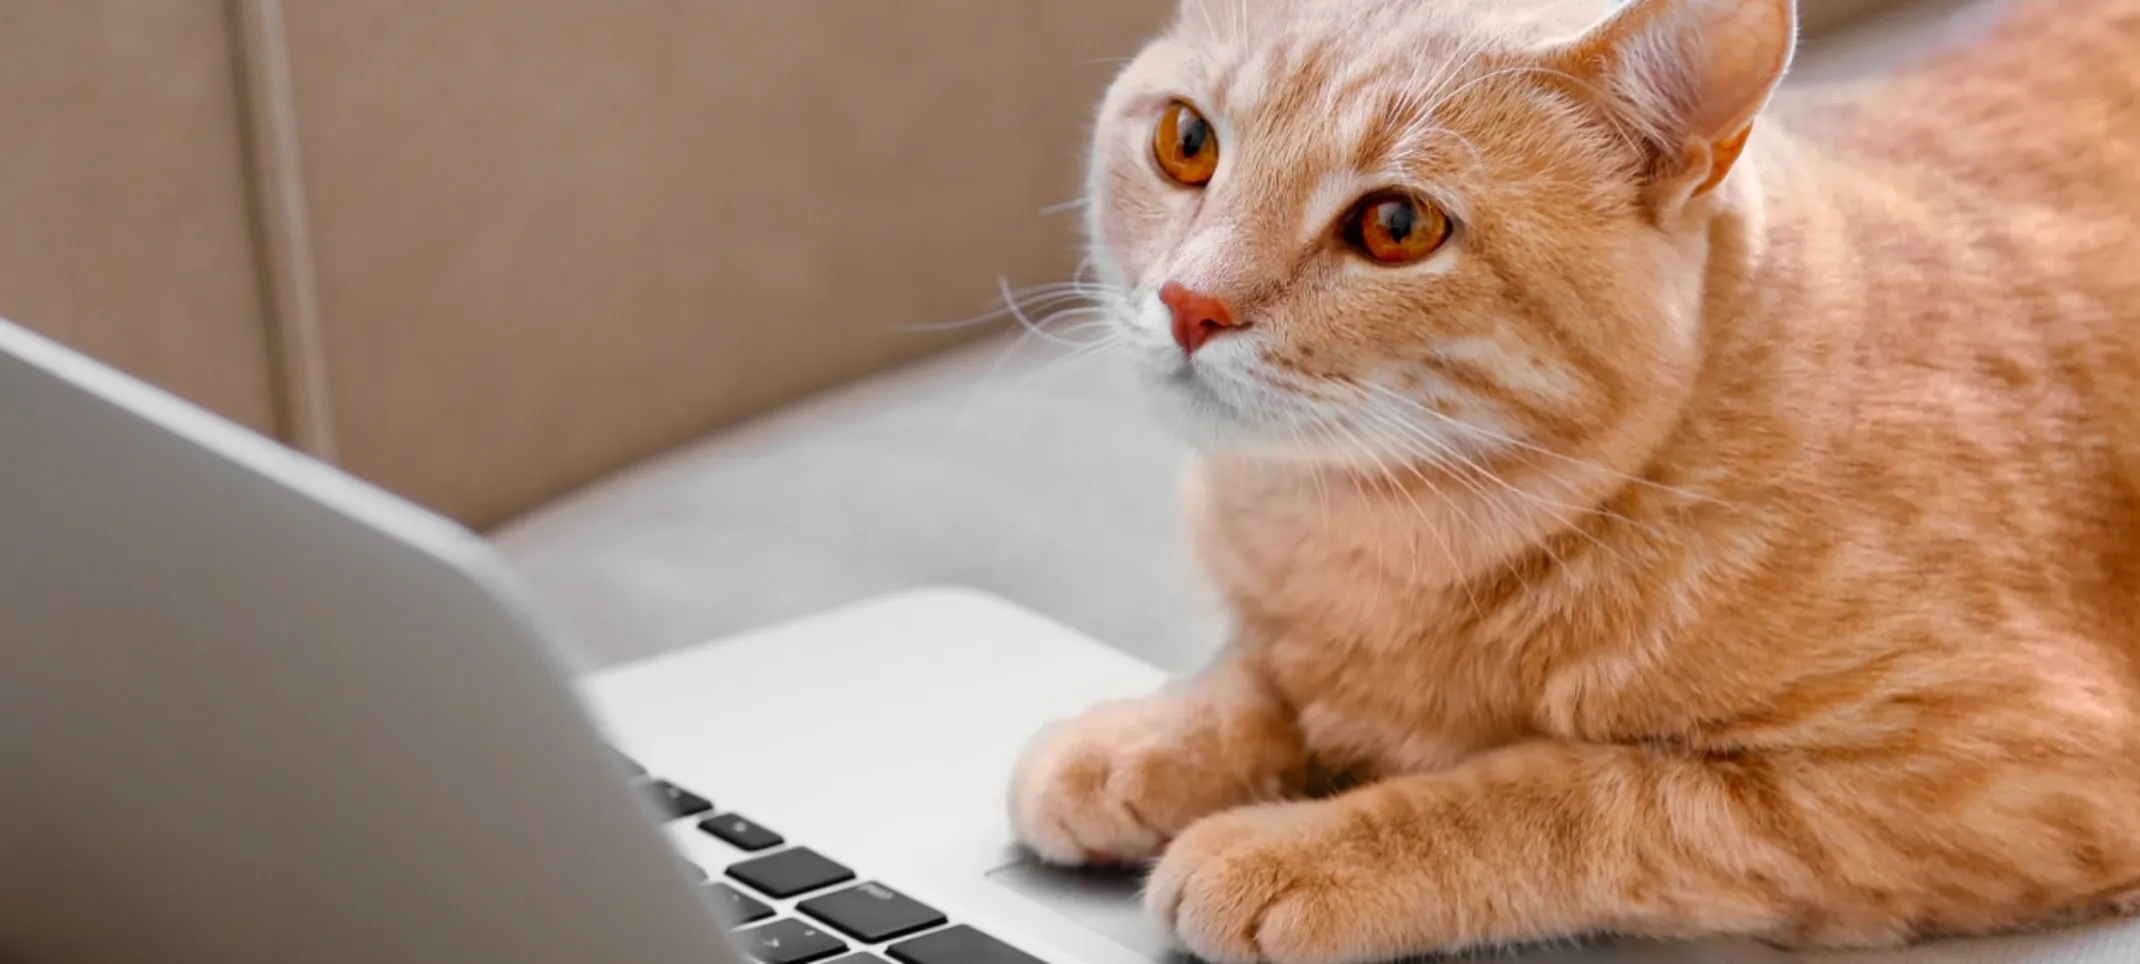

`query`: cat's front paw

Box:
[1009,696,1265,867]
[1146,801,1404,964]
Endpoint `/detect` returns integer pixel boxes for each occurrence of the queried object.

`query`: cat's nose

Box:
[1160,282,1246,356]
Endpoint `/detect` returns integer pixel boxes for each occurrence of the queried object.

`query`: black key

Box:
[735,918,846,964]
[700,813,785,852]
[888,926,1044,964]
[705,883,775,929]
[799,883,947,943]
[645,780,713,820]
[728,848,855,899]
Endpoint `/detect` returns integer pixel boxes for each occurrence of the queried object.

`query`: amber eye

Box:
[1153,102,1220,186]
[1346,193,1452,265]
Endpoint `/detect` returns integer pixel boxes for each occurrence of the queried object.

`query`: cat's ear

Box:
[1550,0,1797,204]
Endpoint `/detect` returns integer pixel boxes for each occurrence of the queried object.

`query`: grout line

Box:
[229,0,338,461]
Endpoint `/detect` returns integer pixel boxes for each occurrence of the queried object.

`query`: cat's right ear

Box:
[1549,0,1798,208]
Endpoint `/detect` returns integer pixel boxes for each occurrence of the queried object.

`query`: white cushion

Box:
[497,335,1224,671]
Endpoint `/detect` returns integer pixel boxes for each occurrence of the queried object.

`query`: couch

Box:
[497,0,2013,674]
[4,0,1985,670]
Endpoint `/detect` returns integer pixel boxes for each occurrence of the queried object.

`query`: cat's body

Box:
[1011,1,2140,961]
[1212,0,2140,824]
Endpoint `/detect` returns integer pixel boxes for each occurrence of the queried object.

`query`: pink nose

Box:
[1161,282,1244,356]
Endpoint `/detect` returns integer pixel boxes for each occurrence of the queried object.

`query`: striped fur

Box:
[1008,0,2140,961]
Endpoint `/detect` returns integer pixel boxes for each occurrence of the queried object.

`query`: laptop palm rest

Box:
[984,859,1182,961]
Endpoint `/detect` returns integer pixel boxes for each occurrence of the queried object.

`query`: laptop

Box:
[5,314,2130,964]
[0,312,1193,964]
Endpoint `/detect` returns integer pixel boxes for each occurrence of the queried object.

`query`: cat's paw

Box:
[1145,801,1396,964]
[1008,697,1253,866]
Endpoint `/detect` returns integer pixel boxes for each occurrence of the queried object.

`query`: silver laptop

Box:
[0,313,1191,964]
[5,315,2133,964]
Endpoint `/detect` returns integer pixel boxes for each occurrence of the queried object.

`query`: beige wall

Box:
[0,1,282,435]
[279,0,1167,527]
[0,0,1903,529]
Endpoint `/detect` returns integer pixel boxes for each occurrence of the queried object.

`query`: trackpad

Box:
[983,860,1781,963]
[985,859,1180,960]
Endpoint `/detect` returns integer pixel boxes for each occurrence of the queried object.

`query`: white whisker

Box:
[1343,392,1666,576]
[1422,63,1643,159]
[1359,396,1660,536]
[898,263,1125,335]
[1347,401,1567,572]
[1193,0,1220,39]
[1300,426,1337,536]
[1355,380,1727,507]
[943,272,1134,437]
[1400,126,1484,165]
[996,277,1112,349]
[1322,417,1403,620]
[1006,335,1130,394]
[1327,412,1490,621]
[1333,407,1522,621]
[1400,33,1484,127]
[897,290,1096,334]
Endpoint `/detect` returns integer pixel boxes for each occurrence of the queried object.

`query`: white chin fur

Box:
[1127,347,1505,471]
[1103,291,1499,466]
[1134,355,1342,461]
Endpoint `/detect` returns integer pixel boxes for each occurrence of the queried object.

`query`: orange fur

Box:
[1006,0,2140,960]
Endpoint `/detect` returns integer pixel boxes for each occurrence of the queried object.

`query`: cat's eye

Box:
[1153,102,1219,186]
[1346,193,1452,265]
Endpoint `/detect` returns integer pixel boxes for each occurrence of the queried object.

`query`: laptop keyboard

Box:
[730,848,856,899]
[704,814,786,852]
[619,752,1047,964]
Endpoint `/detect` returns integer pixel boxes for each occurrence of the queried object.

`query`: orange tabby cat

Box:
[1007,0,2140,961]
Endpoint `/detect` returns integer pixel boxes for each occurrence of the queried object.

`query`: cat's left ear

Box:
[1550,0,1797,206]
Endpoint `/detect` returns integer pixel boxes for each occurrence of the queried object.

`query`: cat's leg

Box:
[1147,740,2140,964]
[1009,653,1311,866]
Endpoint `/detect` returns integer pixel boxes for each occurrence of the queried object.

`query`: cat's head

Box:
[1085,0,1797,475]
